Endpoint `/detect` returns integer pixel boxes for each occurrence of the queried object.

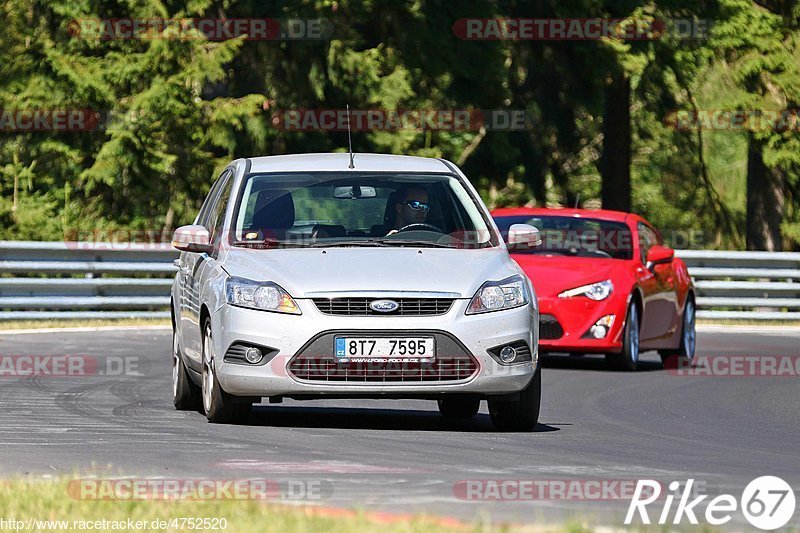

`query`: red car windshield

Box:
[493,215,633,260]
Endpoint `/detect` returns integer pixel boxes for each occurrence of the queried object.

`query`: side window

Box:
[208,171,233,242]
[196,174,225,228]
[638,222,658,263]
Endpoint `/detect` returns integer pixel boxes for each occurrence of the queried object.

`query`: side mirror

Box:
[646,245,674,270]
[507,224,542,251]
[172,224,212,253]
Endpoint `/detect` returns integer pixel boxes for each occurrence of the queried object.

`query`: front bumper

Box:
[537,294,625,353]
[212,298,537,397]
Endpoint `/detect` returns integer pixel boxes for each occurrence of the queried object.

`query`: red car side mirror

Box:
[646,245,675,270]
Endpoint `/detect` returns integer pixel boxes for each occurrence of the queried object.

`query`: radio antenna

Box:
[346,104,355,169]
[574,193,580,209]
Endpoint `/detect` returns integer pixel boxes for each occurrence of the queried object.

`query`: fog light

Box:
[589,315,615,339]
[244,347,263,364]
[499,346,517,363]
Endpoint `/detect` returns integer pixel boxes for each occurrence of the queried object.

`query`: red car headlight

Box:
[558,280,614,301]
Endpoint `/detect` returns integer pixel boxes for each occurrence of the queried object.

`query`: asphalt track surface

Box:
[1,326,799,527]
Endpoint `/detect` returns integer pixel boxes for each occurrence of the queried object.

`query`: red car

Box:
[491,208,696,370]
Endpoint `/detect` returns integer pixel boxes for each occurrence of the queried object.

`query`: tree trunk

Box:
[600,71,631,212]
[514,132,547,205]
[746,135,785,251]
[162,206,175,243]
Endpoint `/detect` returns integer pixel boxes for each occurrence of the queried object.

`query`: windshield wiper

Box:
[233,240,309,249]
[370,238,454,248]
[308,240,391,248]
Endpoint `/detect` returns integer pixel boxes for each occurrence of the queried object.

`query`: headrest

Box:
[251,189,295,230]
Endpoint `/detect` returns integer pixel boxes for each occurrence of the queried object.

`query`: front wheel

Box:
[606,301,640,371]
[201,320,250,424]
[488,367,541,432]
[173,328,200,410]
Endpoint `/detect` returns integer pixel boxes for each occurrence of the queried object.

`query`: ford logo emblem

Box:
[370,299,399,313]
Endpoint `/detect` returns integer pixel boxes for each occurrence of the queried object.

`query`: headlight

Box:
[558,280,614,301]
[466,275,529,315]
[225,277,301,314]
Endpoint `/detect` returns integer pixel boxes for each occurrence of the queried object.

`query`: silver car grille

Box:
[312,298,454,316]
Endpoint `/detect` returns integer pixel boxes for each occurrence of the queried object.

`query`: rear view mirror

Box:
[507,224,542,251]
[333,186,376,199]
[172,224,212,253]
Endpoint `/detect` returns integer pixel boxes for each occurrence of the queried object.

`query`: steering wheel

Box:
[395,223,444,234]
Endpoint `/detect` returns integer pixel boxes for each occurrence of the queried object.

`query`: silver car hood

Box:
[220,247,521,298]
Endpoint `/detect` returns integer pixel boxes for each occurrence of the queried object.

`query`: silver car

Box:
[171,153,542,431]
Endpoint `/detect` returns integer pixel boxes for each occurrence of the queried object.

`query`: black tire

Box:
[659,297,696,367]
[172,327,201,410]
[437,397,481,419]
[488,367,541,432]
[606,301,640,371]
[201,319,250,424]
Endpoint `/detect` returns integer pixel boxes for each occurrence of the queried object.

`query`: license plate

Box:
[334,337,435,362]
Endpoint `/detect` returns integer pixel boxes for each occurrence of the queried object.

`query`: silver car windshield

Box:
[231,173,497,249]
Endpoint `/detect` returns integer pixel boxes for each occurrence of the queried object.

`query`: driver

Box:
[387,186,430,236]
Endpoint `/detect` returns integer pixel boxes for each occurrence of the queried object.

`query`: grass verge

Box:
[0,478,498,533]
[697,319,800,327]
[0,318,170,331]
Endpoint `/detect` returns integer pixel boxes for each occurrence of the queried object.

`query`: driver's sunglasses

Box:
[401,200,430,212]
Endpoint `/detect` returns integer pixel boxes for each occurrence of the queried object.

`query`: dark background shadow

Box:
[540,353,664,372]
[244,405,562,433]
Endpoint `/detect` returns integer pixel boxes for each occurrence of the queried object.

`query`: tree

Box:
[746,136,786,249]
[600,69,632,211]
[711,0,800,249]
[0,0,269,239]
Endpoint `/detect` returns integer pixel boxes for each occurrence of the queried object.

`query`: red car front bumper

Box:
[537,293,629,354]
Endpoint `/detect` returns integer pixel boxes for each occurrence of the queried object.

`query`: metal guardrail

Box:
[0,242,799,321]
[677,250,800,320]
[0,241,175,321]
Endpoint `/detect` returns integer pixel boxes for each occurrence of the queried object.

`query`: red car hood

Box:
[511,254,622,298]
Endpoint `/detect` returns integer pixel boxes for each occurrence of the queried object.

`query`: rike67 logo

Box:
[625,476,796,530]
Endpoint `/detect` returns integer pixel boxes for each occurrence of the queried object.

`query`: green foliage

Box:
[1,0,269,235]
[1,0,798,248]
